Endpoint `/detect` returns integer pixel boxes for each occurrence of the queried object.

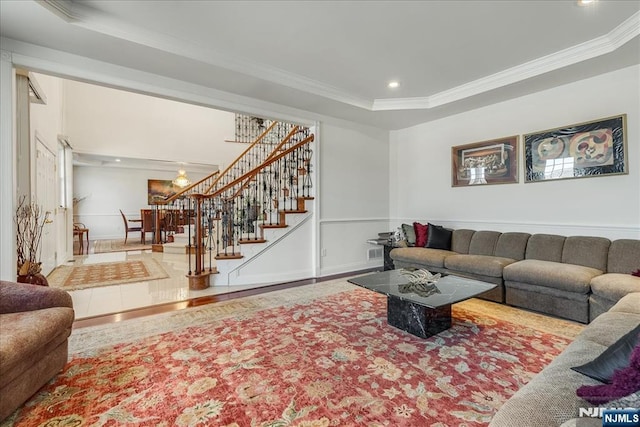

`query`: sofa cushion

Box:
[608,239,640,274]
[413,222,428,247]
[576,342,640,402]
[494,232,531,260]
[401,223,416,247]
[525,234,566,262]
[0,307,74,387]
[504,259,602,293]
[590,274,640,302]
[451,229,475,254]
[562,236,610,272]
[468,231,501,256]
[389,247,456,268]
[608,292,640,316]
[572,324,640,383]
[425,223,452,250]
[445,254,516,278]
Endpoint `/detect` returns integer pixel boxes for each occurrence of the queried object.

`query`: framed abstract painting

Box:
[524,114,627,183]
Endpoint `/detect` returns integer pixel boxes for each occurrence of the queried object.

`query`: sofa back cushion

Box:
[494,232,531,260]
[562,236,610,271]
[451,229,475,254]
[607,239,640,274]
[525,234,566,262]
[468,231,501,256]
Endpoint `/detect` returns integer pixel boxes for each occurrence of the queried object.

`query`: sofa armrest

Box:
[0,281,73,314]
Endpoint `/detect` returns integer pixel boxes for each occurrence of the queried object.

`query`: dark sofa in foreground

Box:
[390,228,640,323]
[0,281,75,421]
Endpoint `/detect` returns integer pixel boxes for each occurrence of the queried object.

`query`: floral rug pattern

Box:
[5,287,573,426]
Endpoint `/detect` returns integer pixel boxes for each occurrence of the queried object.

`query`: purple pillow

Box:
[577,343,640,404]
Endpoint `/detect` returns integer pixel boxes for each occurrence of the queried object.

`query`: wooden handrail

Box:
[202,121,279,195]
[162,170,220,204]
[193,134,314,201]
[229,125,300,199]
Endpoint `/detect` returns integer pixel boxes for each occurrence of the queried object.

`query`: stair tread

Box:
[238,238,267,244]
[215,253,244,260]
[260,224,288,229]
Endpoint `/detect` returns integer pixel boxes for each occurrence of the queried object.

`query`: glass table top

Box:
[348,269,497,309]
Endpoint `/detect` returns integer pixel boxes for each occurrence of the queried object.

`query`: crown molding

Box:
[35,0,79,22]
[373,11,640,111]
[36,1,373,111]
[34,3,639,113]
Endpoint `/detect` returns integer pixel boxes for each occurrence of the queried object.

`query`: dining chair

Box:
[119,209,143,244]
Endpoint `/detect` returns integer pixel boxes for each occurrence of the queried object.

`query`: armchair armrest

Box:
[0,281,73,314]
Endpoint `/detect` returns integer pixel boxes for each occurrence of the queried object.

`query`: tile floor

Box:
[60,249,269,320]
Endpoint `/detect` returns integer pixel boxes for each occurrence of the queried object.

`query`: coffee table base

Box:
[387,295,452,338]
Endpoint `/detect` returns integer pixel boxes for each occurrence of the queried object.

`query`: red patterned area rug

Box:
[4,281,581,426]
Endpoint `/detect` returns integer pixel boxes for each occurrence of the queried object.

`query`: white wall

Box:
[74,165,206,240]
[64,80,243,168]
[29,73,73,269]
[319,122,390,275]
[390,65,640,240]
[30,73,63,157]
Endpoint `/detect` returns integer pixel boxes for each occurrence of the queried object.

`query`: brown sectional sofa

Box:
[489,292,640,427]
[390,229,640,323]
[0,281,75,421]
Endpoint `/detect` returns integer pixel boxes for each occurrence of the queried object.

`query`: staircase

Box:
[152,119,314,289]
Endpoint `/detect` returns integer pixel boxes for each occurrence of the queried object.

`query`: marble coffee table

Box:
[348,269,497,338]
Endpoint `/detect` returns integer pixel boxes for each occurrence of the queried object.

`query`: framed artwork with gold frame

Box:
[452,136,519,187]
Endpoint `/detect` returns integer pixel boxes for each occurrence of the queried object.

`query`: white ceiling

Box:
[73,152,218,174]
[1,0,639,130]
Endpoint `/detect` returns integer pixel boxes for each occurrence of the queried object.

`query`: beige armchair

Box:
[0,281,75,421]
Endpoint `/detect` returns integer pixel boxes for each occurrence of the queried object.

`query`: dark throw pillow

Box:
[572,324,640,384]
[576,343,640,404]
[425,223,452,250]
[402,223,416,247]
[413,222,429,247]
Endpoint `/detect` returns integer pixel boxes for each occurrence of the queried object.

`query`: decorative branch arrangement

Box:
[15,196,50,276]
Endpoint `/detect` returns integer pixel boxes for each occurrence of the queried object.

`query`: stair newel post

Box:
[186,194,212,290]
[194,194,205,275]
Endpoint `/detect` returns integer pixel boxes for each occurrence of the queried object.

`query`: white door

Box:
[36,137,57,275]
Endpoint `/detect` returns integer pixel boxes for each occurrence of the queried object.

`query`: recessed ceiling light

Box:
[388,81,400,89]
[577,0,595,5]
[115,158,121,162]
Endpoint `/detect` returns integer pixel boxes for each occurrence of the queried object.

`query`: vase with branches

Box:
[15,196,50,285]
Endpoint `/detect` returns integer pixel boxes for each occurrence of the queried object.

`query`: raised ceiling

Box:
[1,0,639,130]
